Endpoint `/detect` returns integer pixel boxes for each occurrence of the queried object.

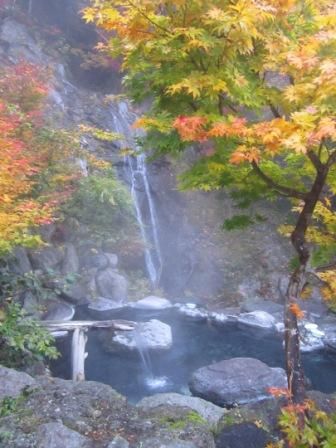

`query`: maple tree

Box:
[0,62,53,254]
[0,62,88,255]
[84,0,336,404]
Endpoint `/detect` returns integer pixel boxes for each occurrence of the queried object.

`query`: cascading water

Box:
[134,326,169,390]
[108,101,165,389]
[109,101,162,288]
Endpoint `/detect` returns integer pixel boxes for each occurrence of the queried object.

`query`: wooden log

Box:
[39,319,136,332]
[71,328,88,381]
[38,319,136,382]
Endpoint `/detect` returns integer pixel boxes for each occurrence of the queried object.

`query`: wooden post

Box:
[36,319,136,382]
[71,328,88,381]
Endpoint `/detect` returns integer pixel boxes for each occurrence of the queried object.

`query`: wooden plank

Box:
[71,328,87,381]
[39,319,136,331]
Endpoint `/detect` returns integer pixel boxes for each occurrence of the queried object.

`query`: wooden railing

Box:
[39,320,136,381]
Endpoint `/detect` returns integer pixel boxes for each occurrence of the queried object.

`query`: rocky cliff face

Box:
[0,1,293,308]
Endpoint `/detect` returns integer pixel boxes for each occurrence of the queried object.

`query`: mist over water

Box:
[52,307,336,404]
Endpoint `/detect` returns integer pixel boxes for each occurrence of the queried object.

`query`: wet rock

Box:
[189,358,287,407]
[61,243,79,274]
[300,322,325,352]
[177,304,208,321]
[208,312,229,325]
[208,308,240,325]
[132,296,172,309]
[137,393,225,426]
[42,300,75,321]
[87,297,123,319]
[0,365,36,400]
[36,422,93,448]
[238,311,276,329]
[96,268,128,302]
[215,422,272,448]
[323,326,336,352]
[102,319,172,353]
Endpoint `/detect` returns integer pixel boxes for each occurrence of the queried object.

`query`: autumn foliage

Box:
[0,63,52,253]
[0,62,84,254]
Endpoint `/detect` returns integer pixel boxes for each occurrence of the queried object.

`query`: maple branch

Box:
[307,150,323,172]
[125,0,171,35]
[251,161,307,200]
[269,102,281,118]
[219,94,238,113]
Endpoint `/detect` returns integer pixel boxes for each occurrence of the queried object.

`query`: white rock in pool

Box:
[110,319,173,352]
[131,296,172,310]
[88,297,123,312]
[237,310,276,329]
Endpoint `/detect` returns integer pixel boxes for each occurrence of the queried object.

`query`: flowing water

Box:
[110,101,162,287]
[134,324,169,389]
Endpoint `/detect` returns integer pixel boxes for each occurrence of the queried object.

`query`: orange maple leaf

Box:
[289,303,305,319]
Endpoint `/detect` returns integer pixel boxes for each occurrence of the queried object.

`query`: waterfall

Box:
[134,326,168,390]
[109,101,163,287]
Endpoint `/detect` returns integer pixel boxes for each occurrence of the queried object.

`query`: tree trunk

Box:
[285,166,328,403]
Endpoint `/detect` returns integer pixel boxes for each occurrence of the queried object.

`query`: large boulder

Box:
[36,422,93,448]
[237,311,276,329]
[96,268,128,302]
[215,422,273,448]
[137,393,225,426]
[102,319,172,353]
[29,246,63,272]
[132,296,172,309]
[0,375,216,448]
[42,300,75,321]
[61,243,79,274]
[189,358,287,407]
[0,365,36,400]
[137,405,215,448]
[87,297,123,319]
[322,321,336,352]
[12,247,32,274]
[300,322,325,352]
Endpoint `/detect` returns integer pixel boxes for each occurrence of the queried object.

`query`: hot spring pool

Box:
[52,307,336,403]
